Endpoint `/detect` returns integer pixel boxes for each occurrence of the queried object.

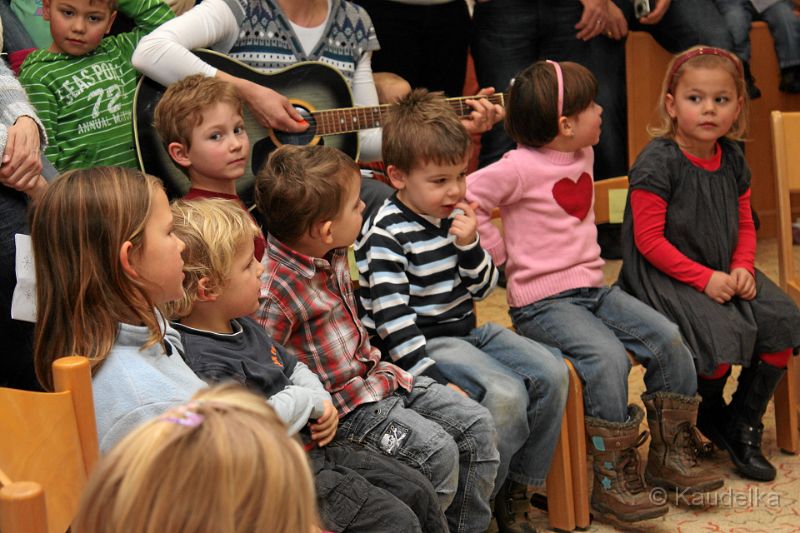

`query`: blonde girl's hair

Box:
[505,60,598,147]
[72,383,320,533]
[163,199,260,320]
[648,45,750,140]
[31,167,165,390]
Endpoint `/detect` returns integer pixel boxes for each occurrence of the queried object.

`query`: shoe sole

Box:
[591,500,669,523]
[645,471,725,493]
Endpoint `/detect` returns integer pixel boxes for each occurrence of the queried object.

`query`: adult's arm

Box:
[132,0,305,132]
[0,60,46,194]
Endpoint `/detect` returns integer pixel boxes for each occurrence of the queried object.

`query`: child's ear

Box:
[317,220,335,245]
[386,165,407,190]
[42,0,52,20]
[665,93,677,119]
[196,277,219,302]
[105,11,118,34]
[119,240,140,279]
[167,142,192,169]
[558,115,574,138]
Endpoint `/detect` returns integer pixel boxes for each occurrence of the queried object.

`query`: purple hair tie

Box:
[161,402,205,427]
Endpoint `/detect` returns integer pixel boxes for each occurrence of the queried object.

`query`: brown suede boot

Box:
[585,405,669,522]
[642,392,724,493]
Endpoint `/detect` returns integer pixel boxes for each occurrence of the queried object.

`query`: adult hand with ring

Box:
[576,0,610,41]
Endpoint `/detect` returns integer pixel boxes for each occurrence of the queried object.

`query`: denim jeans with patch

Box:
[336,376,499,533]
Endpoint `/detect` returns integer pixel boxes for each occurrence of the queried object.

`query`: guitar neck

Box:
[310,93,506,136]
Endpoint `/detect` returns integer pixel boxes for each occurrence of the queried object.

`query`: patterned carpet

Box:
[476,238,800,532]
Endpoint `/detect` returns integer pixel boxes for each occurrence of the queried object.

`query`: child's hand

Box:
[309,400,338,447]
[450,201,479,247]
[731,267,757,300]
[704,271,737,304]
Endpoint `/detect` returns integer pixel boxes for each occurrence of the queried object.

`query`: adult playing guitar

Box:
[132,0,504,162]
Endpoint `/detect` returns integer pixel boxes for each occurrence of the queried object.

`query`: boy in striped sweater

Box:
[355,89,569,533]
[19,0,173,171]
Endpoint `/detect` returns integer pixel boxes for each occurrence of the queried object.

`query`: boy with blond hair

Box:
[165,198,447,533]
[355,89,569,533]
[154,74,264,259]
[19,0,174,171]
[256,144,499,533]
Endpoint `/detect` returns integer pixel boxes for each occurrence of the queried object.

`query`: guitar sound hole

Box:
[273,106,317,147]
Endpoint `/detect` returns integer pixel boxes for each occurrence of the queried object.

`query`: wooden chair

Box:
[769,111,800,454]
[0,356,99,533]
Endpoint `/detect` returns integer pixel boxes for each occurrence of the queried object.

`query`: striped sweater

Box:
[355,194,498,378]
[18,0,173,171]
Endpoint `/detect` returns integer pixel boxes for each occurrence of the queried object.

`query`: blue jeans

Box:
[336,376,499,533]
[471,0,628,180]
[715,0,800,68]
[426,323,568,489]
[510,286,697,422]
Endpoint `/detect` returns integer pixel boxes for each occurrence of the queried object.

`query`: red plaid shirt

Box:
[258,236,413,415]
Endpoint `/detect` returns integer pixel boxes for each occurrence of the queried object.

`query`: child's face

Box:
[214,239,265,320]
[44,0,116,56]
[392,156,469,219]
[131,189,186,305]
[328,174,365,249]
[665,66,742,155]
[181,102,250,185]
[569,102,603,149]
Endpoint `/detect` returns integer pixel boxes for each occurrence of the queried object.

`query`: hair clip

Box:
[161,402,205,427]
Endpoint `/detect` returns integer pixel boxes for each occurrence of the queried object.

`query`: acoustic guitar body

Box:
[134,49,357,204]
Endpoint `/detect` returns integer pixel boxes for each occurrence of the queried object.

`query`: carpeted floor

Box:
[476,238,800,532]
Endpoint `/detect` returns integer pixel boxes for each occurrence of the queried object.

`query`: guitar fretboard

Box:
[311,93,506,136]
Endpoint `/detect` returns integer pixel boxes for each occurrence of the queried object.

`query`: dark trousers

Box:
[355,0,471,97]
[310,442,448,533]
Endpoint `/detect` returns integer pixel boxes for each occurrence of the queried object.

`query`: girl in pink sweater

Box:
[466,60,721,523]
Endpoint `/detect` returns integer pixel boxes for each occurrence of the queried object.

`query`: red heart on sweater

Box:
[552,172,593,221]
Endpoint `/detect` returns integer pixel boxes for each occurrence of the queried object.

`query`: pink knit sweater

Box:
[466,145,605,308]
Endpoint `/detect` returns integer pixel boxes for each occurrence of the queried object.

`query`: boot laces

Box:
[619,431,649,493]
[674,422,713,464]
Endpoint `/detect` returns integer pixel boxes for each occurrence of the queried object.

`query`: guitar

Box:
[134,49,505,204]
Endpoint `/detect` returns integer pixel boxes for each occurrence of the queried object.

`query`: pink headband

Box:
[546,60,564,116]
[667,47,743,93]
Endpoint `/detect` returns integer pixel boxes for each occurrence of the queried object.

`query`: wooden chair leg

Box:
[564,360,590,529]
[0,482,49,533]
[775,355,799,454]
[545,408,576,532]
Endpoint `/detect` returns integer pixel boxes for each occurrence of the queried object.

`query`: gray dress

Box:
[619,137,800,375]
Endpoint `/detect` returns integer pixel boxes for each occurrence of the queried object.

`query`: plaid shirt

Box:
[258,235,413,415]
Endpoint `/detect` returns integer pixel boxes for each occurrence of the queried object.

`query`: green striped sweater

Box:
[19,0,173,171]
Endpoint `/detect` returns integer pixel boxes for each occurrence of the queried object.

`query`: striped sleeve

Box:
[455,236,498,301]
[356,225,435,376]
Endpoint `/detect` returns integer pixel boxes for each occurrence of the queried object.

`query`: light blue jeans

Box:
[715,0,800,68]
[427,322,568,490]
[510,286,697,422]
[336,376,499,533]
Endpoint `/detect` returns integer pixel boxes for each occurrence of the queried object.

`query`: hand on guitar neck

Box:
[461,87,505,136]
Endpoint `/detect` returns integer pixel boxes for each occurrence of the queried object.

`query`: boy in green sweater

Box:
[19,0,173,171]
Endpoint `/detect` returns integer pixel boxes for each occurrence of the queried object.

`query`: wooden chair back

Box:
[769,111,800,453]
[0,356,99,533]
